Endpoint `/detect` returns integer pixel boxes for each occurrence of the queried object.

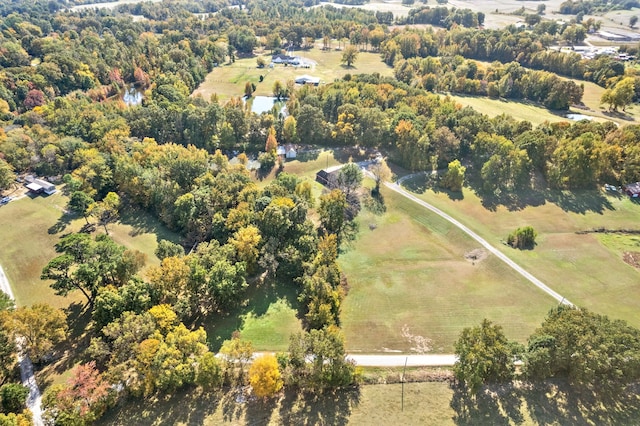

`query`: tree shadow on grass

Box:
[202,278,300,352]
[459,169,613,214]
[48,212,73,235]
[402,173,464,201]
[98,387,224,426]
[450,380,640,426]
[118,206,181,241]
[294,149,321,163]
[278,387,361,426]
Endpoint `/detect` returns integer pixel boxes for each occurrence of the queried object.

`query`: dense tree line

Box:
[559,0,640,14]
[455,307,640,398]
[393,56,584,110]
[400,5,484,28]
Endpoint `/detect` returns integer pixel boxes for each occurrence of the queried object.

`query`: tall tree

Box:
[286,327,356,389]
[0,159,13,191]
[1,304,67,363]
[454,319,519,394]
[341,45,359,67]
[249,354,283,398]
[67,191,95,225]
[43,361,109,425]
[91,192,120,235]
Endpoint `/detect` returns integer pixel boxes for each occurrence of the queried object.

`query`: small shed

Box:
[623,182,640,198]
[285,145,297,159]
[294,75,320,85]
[315,165,344,188]
[276,146,286,157]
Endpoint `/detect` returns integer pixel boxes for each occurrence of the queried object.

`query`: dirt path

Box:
[0,266,44,426]
[386,176,573,306]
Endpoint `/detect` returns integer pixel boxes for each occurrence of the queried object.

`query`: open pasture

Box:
[449,94,571,125]
[401,174,640,328]
[0,190,179,309]
[338,185,555,353]
[191,47,393,102]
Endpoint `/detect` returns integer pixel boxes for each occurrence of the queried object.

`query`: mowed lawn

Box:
[402,175,640,328]
[448,94,569,125]
[192,46,393,101]
[0,190,179,309]
[338,185,555,353]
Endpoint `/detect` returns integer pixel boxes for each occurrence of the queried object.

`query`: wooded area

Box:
[1,0,640,423]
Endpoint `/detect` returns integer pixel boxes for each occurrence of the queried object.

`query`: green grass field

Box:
[401,175,640,329]
[338,185,555,353]
[98,377,640,425]
[448,94,570,125]
[192,46,393,101]
[0,190,179,308]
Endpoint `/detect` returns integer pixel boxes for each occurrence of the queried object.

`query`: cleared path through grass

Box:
[388,177,573,307]
[0,265,44,426]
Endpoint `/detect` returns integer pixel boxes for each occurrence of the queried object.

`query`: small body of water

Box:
[69,0,163,12]
[566,113,593,121]
[247,96,285,115]
[122,86,143,106]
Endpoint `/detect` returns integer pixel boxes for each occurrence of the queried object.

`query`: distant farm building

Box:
[294,75,320,85]
[623,182,640,198]
[285,145,297,159]
[272,54,295,64]
[25,176,56,195]
[597,31,630,41]
[316,164,344,188]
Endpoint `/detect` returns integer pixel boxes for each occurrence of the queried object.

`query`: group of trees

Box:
[2,0,640,421]
[0,296,63,424]
[455,306,640,397]
[394,56,584,110]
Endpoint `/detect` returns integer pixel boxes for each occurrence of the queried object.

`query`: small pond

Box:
[246,96,286,115]
[565,113,593,121]
[122,86,144,106]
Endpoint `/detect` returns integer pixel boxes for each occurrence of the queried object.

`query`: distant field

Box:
[339,185,555,353]
[470,59,638,125]
[448,94,571,125]
[192,47,393,102]
[401,175,640,329]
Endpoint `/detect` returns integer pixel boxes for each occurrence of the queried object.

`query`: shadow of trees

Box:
[278,387,361,426]
[450,380,640,425]
[202,277,300,352]
[98,385,360,425]
[402,172,464,202]
[402,171,616,214]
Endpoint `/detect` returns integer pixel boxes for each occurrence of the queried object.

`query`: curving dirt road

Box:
[0,266,44,426]
[386,177,573,307]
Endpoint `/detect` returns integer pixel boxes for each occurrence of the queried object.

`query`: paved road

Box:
[347,353,456,367]
[0,266,44,426]
[385,177,573,306]
[252,352,457,367]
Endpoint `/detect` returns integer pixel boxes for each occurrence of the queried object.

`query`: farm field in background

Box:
[192,47,393,102]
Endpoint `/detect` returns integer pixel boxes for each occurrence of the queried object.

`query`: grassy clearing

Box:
[448,94,569,125]
[402,175,640,328]
[469,59,638,125]
[0,191,180,308]
[192,46,393,101]
[339,185,555,353]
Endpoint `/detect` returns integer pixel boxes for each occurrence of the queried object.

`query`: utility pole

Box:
[401,356,408,411]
